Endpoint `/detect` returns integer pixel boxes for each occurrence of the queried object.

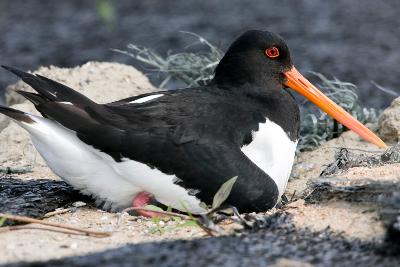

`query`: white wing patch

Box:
[59,101,73,105]
[129,94,164,104]
[241,119,297,197]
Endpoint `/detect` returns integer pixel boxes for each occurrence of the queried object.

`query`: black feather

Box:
[16,91,47,105]
[0,105,34,123]
[1,65,94,105]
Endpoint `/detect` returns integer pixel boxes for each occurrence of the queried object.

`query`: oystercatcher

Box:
[0,30,387,216]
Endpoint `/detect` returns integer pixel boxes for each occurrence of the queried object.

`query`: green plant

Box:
[212,176,238,210]
[140,176,239,235]
[0,217,6,227]
[95,0,116,31]
[115,33,380,151]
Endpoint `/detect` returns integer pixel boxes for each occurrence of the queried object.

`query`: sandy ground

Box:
[0,194,387,264]
[0,208,207,263]
[285,200,384,241]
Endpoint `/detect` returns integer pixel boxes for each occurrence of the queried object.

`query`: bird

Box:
[0,30,387,217]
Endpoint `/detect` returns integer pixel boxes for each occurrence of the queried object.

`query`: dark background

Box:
[1,0,399,107]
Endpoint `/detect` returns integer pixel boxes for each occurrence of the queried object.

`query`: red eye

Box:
[265,47,280,58]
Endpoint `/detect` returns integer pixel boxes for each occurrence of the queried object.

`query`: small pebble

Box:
[72,201,86,208]
[100,216,109,221]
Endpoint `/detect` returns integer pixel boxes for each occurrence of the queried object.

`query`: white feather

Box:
[241,119,297,197]
[129,94,164,104]
[59,101,73,105]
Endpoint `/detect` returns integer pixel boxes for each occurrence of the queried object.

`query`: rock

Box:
[4,61,155,106]
[379,191,400,248]
[304,147,400,246]
[378,96,400,143]
[271,258,313,267]
[0,62,155,178]
[308,172,400,203]
[0,176,90,220]
[286,130,398,243]
[288,129,385,197]
[0,115,9,134]
[320,144,400,176]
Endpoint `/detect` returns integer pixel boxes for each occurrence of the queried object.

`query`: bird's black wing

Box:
[130,135,279,212]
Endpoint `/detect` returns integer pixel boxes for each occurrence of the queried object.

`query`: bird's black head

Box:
[214,30,293,88]
[213,30,388,149]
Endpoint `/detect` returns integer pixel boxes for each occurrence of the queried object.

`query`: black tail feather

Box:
[0,105,34,123]
[1,65,94,105]
[1,65,55,101]
[16,91,47,106]
[1,65,30,79]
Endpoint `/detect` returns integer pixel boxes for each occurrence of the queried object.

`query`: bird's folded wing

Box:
[27,90,276,209]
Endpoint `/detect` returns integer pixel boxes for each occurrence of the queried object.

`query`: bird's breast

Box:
[240,119,297,197]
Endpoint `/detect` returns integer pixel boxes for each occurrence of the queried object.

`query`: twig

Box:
[325,146,383,153]
[196,222,216,237]
[121,207,191,220]
[0,225,96,236]
[0,213,110,237]
[290,190,297,202]
[121,207,220,237]
[43,208,72,218]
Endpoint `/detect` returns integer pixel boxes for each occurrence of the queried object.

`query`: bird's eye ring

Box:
[265,47,280,58]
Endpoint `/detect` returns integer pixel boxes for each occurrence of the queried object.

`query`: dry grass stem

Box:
[0,213,111,238]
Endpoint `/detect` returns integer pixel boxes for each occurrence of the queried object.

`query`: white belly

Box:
[18,116,204,213]
[23,117,140,210]
[241,119,297,197]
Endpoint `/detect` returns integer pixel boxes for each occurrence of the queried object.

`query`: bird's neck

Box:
[241,89,300,143]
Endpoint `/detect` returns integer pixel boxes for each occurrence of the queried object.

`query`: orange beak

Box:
[284,67,387,149]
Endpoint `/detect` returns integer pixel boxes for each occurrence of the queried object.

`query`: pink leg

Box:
[132,191,163,218]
